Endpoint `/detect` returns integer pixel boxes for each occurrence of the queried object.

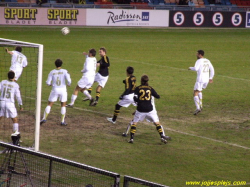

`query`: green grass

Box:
[1,27,250,187]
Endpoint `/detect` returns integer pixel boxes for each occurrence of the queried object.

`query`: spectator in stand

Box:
[179,0,188,5]
[188,0,194,6]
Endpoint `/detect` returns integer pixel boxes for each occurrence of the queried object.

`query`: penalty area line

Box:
[166,128,250,150]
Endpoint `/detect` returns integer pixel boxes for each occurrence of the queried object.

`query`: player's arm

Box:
[209,62,215,82]
[189,60,200,71]
[5,48,13,55]
[133,87,139,103]
[23,56,28,68]
[46,71,53,86]
[15,87,23,111]
[151,88,160,99]
[66,71,71,86]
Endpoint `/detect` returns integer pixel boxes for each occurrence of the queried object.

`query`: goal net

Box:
[0,38,43,151]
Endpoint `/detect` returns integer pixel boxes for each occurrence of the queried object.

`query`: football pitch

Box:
[0,26,250,187]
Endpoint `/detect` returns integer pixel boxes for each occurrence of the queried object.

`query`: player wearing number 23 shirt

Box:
[128,75,171,144]
[189,50,214,115]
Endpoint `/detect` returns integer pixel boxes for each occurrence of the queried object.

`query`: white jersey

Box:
[0,80,22,105]
[9,51,28,72]
[189,58,214,83]
[46,69,71,90]
[81,56,97,77]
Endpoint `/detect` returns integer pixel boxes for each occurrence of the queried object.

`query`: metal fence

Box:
[0,142,169,187]
[0,142,120,187]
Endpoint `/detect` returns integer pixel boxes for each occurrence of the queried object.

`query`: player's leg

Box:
[11,117,19,133]
[129,122,137,143]
[92,74,109,106]
[60,102,67,126]
[94,85,102,104]
[198,91,203,110]
[107,104,122,124]
[199,82,208,110]
[128,111,145,143]
[122,120,132,137]
[193,83,201,115]
[13,70,22,81]
[83,89,95,106]
[154,122,171,144]
[41,101,54,124]
[11,117,21,145]
[67,85,81,106]
[83,87,92,101]
[149,111,171,143]
[60,91,68,126]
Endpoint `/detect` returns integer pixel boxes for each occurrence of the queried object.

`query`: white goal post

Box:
[0,38,43,152]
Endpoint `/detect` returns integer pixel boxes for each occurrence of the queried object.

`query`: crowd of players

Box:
[0,47,214,145]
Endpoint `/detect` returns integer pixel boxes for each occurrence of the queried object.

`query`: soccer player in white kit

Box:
[83,47,110,106]
[40,59,71,126]
[67,49,97,107]
[189,50,215,115]
[0,71,23,144]
[6,47,28,81]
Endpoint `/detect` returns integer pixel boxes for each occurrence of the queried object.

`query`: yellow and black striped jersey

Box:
[121,75,136,96]
[134,85,160,112]
[97,55,110,77]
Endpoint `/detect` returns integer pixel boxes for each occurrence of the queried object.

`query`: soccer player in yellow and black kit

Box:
[128,75,171,144]
[83,47,110,106]
[107,66,136,124]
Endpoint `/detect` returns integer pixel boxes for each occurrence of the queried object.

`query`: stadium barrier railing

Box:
[0,141,120,187]
[0,142,169,186]
[123,175,169,187]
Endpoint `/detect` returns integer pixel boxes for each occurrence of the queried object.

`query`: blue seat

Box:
[9,3,30,6]
[52,4,72,7]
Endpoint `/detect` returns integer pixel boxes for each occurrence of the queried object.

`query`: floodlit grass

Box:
[0,27,250,187]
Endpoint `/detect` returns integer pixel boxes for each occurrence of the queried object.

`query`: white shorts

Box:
[133,110,159,123]
[48,88,68,102]
[78,76,95,89]
[94,73,109,88]
[10,69,22,81]
[118,94,136,108]
[0,101,17,118]
[194,82,208,91]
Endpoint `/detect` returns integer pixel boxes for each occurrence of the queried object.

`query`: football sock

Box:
[43,106,51,120]
[130,124,137,140]
[194,96,200,110]
[13,123,19,132]
[161,125,165,136]
[87,87,92,94]
[83,90,92,100]
[112,104,121,122]
[61,107,66,123]
[70,94,77,105]
[125,123,132,135]
[198,92,203,108]
[95,92,100,101]
[156,124,163,137]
